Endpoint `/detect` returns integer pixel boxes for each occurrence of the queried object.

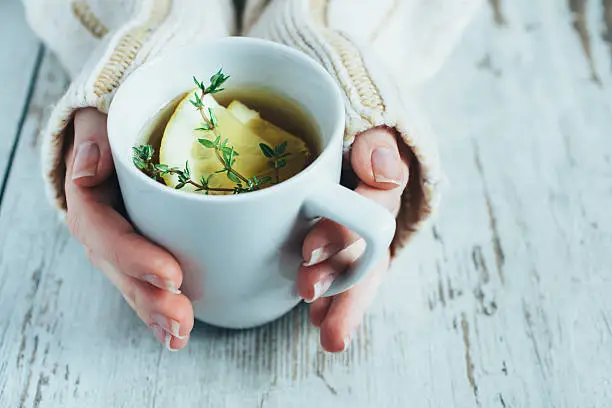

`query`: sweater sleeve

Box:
[23,0,136,79]
[247,0,481,254]
[24,0,235,212]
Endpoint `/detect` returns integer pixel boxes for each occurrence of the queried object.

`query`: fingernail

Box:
[304,274,334,304]
[142,275,182,294]
[372,147,402,185]
[303,244,342,267]
[151,324,178,352]
[72,141,100,180]
[343,335,352,351]
[151,313,186,339]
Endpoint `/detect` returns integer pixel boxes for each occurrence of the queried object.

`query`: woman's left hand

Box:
[297,126,410,352]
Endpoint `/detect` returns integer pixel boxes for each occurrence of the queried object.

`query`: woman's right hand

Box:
[64,108,194,351]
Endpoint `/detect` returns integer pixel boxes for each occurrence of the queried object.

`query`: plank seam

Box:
[0,44,45,208]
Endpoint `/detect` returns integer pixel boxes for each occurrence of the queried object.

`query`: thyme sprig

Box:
[259,141,291,184]
[133,68,290,194]
[132,145,233,193]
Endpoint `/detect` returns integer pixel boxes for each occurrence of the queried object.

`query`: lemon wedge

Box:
[227,101,311,160]
[159,89,310,193]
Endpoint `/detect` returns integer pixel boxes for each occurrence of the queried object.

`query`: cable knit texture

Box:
[22,0,481,253]
[249,0,447,253]
[24,0,234,212]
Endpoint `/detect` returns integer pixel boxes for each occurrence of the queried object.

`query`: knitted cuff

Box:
[41,0,234,212]
[248,0,442,253]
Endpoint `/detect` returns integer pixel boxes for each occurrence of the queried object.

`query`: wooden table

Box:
[2,1,611,407]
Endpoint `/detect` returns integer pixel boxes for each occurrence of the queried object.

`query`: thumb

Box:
[70,108,114,187]
[350,126,409,190]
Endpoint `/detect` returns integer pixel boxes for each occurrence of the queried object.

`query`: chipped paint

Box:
[477,54,502,77]
[33,374,49,407]
[489,0,507,25]
[602,311,612,337]
[472,246,490,284]
[473,144,506,285]
[569,0,602,83]
[461,314,478,400]
[604,0,612,64]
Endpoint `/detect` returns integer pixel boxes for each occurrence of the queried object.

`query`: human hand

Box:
[65,108,194,351]
[297,126,410,352]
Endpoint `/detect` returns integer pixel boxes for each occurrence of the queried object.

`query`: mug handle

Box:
[302,183,397,297]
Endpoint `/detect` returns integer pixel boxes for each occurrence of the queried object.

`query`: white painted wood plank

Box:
[0,0,41,183]
[0,0,611,407]
[416,0,612,406]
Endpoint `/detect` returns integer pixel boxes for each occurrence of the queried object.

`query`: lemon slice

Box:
[159,90,310,193]
[227,101,311,159]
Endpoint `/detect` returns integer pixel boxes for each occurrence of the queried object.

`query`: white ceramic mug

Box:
[108,37,396,329]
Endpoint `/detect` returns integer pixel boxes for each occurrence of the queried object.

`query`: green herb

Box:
[259,141,291,184]
[133,68,292,195]
[132,145,234,193]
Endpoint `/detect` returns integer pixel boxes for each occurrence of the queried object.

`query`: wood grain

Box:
[489,0,507,26]
[0,0,43,202]
[419,0,612,406]
[1,0,611,407]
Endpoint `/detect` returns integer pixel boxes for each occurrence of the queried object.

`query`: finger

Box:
[309,297,333,327]
[95,258,194,351]
[66,180,183,293]
[298,239,366,302]
[319,253,390,353]
[302,182,400,268]
[302,219,359,267]
[152,330,190,351]
[351,126,409,190]
[70,108,114,187]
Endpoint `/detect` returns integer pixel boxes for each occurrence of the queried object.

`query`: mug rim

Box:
[108,37,345,203]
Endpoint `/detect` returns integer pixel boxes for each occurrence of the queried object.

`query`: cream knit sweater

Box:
[23,0,481,254]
